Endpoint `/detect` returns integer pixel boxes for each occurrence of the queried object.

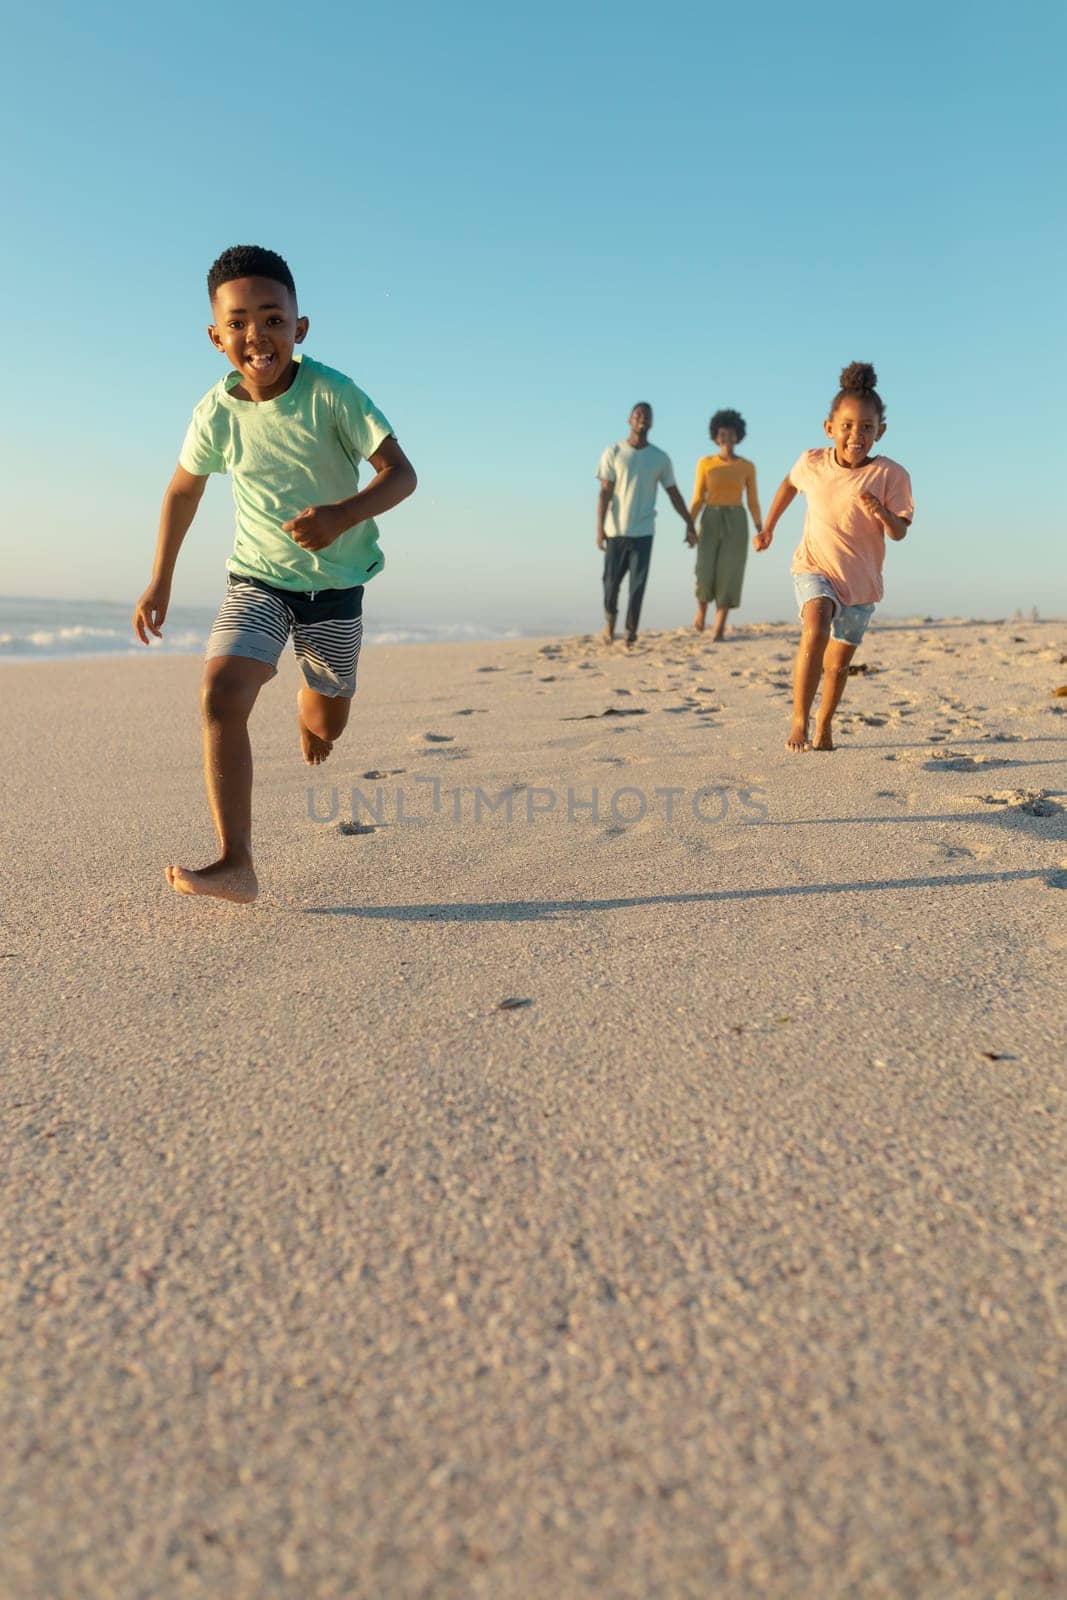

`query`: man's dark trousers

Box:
[603,536,653,639]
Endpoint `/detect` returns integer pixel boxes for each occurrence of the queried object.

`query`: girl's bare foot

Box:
[711,626,726,642]
[300,720,333,765]
[693,605,707,632]
[165,857,258,903]
[812,725,834,751]
[786,719,812,752]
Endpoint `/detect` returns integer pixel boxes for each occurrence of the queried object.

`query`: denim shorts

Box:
[792,573,875,646]
[206,573,364,698]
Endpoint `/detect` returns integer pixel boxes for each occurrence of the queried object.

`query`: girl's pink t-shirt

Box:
[788,449,914,606]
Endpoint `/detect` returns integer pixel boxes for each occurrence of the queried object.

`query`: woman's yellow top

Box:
[690,454,761,524]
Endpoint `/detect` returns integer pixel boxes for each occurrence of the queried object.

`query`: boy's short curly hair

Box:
[709,408,746,442]
[207,245,296,301]
[831,361,885,421]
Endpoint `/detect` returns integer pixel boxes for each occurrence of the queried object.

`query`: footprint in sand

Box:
[337,821,379,836]
[452,708,488,716]
[928,841,981,862]
[416,731,454,742]
[970,788,1059,817]
[475,665,502,673]
[921,750,1019,772]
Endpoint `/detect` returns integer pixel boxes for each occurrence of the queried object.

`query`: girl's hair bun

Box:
[840,360,877,392]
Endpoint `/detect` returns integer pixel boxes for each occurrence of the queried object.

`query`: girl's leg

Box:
[711,604,730,641]
[812,639,857,750]
[787,598,834,752]
[166,654,275,903]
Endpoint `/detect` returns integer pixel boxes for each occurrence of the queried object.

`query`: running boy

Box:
[754,362,913,752]
[596,403,697,647]
[133,245,417,902]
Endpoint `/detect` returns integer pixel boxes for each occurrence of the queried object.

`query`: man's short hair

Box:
[207,245,296,301]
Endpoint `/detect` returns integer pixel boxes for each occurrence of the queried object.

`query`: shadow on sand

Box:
[303,866,1057,924]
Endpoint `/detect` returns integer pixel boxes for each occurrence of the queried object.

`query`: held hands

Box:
[283,504,347,552]
[684,521,698,548]
[132,579,171,645]
[753,526,772,552]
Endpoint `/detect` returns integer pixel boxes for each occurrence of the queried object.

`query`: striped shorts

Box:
[206,573,365,698]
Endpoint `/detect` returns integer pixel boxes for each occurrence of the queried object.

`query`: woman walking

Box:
[690,409,762,639]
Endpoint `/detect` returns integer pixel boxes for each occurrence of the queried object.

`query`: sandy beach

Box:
[2,616,1064,1598]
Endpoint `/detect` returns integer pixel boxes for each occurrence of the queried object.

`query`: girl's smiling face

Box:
[714,426,738,457]
[825,396,885,467]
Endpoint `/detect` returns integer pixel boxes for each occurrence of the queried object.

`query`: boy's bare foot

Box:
[166,858,258,903]
[300,719,334,765]
[812,725,834,751]
[786,719,812,752]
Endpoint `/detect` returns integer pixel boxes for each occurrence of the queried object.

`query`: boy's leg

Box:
[297,687,351,765]
[167,655,275,902]
[291,591,363,762]
[812,639,858,751]
[788,598,834,752]
[624,536,653,643]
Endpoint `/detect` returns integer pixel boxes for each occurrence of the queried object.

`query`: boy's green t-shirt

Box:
[179,355,394,591]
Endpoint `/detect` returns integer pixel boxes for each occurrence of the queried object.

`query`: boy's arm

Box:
[753,477,797,550]
[283,437,417,552]
[666,484,698,547]
[596,480,614,550]
[132,465,209,642]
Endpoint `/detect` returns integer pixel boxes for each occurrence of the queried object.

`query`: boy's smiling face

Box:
[208,275,309,401]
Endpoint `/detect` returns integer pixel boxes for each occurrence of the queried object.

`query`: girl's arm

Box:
[860,493,910,541]
[753,477,796,550]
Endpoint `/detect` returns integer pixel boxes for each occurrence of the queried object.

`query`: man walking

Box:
[596,403,697,646]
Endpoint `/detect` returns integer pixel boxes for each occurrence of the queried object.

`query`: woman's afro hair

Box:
[831,361,885,421]
[709,408,746,442]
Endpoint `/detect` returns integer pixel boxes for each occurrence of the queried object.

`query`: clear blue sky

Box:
[2,0,1063,631]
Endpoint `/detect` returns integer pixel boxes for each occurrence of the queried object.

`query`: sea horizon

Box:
[0,592,1054,665]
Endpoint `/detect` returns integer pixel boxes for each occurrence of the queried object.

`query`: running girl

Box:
[754,362,914,751]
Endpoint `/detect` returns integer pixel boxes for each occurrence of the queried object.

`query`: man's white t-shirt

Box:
[597,441,676,538]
